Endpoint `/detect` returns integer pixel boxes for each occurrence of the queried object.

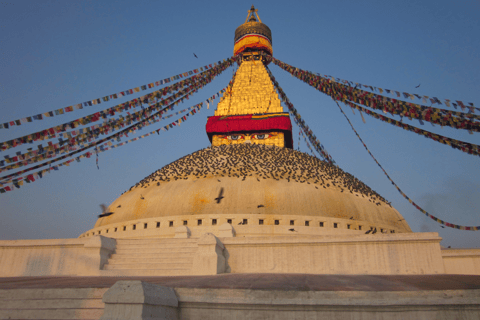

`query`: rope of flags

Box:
[317,73,478,114]
[0,86,199,171]
[265,67,335,164]
[0,76,227,185]
[0,58,234,130]
[269,56,480,132]
[0,86,203,174]
[0,87,226,193]
[343,100,480,157]
[334,100,479,231]
[0,59,234,172]
[0,59,235,153]
[268,56,479,157]
[299,126,316,156]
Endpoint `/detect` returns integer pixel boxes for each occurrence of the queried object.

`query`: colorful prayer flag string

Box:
[268,56,480,131]
[0,59,235,152]
[0,58,234,130]
[334,100,479,231]
[265,66,335,164]
[316,73,478,114]
[342,100,479,157]
[0,87,225,192]
[0,79,227,184]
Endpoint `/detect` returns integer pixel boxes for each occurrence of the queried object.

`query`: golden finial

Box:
[245,5,262,23]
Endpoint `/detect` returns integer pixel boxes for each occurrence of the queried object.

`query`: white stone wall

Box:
[442,249,480,275]
[222,233,446,275]
[0,236,115,277]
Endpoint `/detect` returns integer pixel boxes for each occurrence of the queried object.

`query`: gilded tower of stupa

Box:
[206,5,293,148]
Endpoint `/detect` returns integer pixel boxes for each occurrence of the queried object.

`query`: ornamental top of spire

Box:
[234,5,272,57]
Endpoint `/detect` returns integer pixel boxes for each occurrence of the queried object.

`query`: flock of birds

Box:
[123,144,389,208]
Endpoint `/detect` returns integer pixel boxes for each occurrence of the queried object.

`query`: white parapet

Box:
[221,232,448,275]
[0,235,116,277]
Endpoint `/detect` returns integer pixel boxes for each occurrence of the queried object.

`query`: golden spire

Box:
[214,60,282,116]
[245,5,262,23]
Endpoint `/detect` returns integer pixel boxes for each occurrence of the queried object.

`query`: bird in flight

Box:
[98,204,114,218]
[415,83,421,88]
[257,204,264,208]
[215,188,224,204]
[288,228,297,232]
[193,53,198,59]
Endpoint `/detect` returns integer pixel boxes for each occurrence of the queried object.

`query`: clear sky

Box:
[0,0,478,247]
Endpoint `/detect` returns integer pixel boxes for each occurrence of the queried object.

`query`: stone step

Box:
[0,308,104,319]
[115,243,198,250]
[99,269,192,276]
[0,298,104,309]
[109,252,195,260]
[114,247,197,254]
[116,238,198,245]
[104,262,191,270]
[0,288,107,300]
[107,257,193,265]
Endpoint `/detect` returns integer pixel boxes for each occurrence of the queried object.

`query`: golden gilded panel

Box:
[215,60,283,116]
[212,132,284,148]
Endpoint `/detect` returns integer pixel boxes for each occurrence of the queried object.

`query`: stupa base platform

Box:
[2,233,480,278]
[1,274,479,320]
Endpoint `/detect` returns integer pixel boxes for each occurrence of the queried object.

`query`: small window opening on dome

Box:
[114,227,117,232]
[290,220,294,226]
[169,221,174,227]
[198,219,202,226]
[98,230,101,234]
[305,221,310,227]
[243,219,248,225]
[259,219,264,225]
[133,224,136,230]
[347,224,351,229]
[358,225,362,230]
[381,228,384,233]
[334,223,338,228]
[123,226,126,231]
[275,220,279,225]
[183,220,188,226]
[106,229,109,233]
[156,222,160,228]
[227,219,232,224]
[319,222,324,227]
[144,223,148,229]
[212,219,217,225]
[391,230,395,233]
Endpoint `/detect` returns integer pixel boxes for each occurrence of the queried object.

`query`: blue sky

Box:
[0,0,478,247]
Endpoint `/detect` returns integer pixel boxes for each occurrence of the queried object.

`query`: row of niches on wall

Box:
[81,216,397,238]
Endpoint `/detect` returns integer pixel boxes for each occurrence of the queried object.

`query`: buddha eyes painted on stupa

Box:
[211,132,285,148]
[223,133,275,141]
